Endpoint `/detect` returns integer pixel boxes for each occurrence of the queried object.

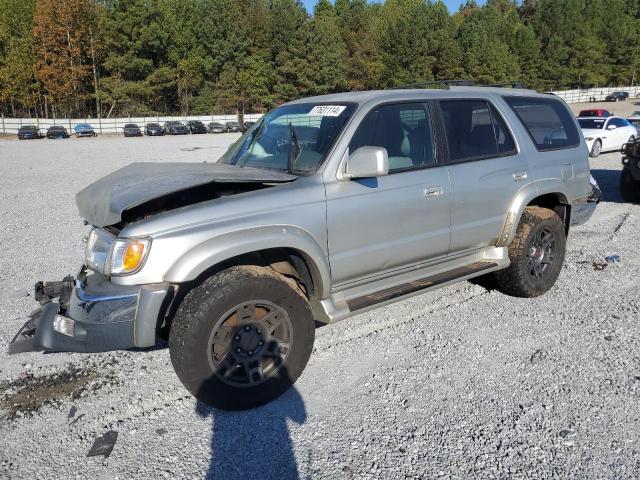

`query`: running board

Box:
[346,261,498,312]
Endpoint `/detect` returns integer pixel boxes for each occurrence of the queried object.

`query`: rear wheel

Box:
[620,167,640,203]
[590,139,602,157]
[169,265,315,410]
[494,206,566,298]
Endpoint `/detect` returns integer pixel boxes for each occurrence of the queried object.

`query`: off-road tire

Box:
[493,206,566,298]
[620,167,640,203]
[169,265,315,410]
[590,139,602,158]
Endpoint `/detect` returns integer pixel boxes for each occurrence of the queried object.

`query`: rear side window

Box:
[439,100,516,162]
[504,96,580,151]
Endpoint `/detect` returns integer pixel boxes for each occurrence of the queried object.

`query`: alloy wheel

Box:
[207,300,293,387]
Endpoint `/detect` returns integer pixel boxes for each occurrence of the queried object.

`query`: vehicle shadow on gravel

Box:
[195,376,306,479]
[591,169,625,203]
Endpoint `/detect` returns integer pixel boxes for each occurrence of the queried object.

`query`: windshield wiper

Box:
[287,123,301,174]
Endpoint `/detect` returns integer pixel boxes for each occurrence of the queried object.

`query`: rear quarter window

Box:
[504,96,580,151]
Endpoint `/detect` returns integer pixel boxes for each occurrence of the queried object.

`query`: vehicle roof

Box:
[49,125,65,129]
[285,86,548,107]
[19,125,37,128]
[579,116,621,120]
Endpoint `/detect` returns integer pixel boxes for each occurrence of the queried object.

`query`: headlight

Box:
[85,228,150,276]
[85,228,115,273]
[107,237,151,276]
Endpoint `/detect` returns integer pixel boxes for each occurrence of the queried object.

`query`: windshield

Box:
[219,103,355,175]
[578,118,606,130]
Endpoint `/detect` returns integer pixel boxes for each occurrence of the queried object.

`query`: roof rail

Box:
[389,80,475,90]
[389,80,532,91]
[484,82,530,89]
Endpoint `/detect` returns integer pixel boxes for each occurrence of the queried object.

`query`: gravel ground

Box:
[1,133,639,479]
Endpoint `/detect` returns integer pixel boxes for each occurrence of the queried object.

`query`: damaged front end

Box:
[8,268,170,355]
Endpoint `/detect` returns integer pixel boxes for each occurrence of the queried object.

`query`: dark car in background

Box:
[605,91,629,102]
[123,123,142,137]
[145,123,164,136]
[164,121,189,135]
[225,121,243,133]
[187,120,207,134]
[46,126,69,139]
[208,121,226,133]
[73,123,97,137]
[242,121,255,132]
[17,125,42,140]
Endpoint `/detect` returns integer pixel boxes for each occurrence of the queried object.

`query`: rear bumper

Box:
[8,273,170,355]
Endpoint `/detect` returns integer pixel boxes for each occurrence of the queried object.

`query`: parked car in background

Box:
[628,110,640,121]
[17,125,42,140]
[578,116,637,157]
[620,140,640,203]
[242,121,255,132]
[46,125,69,139]
[145,123,164,136]
[578,109,611,118]
[187,120,207,134]
[208,122,226,133]
[74,123,97,137]
[164,121,189,135]
[605,91,629,102]
[123,123,142,137]
[225,121,243,133]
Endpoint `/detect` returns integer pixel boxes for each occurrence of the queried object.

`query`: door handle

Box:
[424,186,443,198]
[513,171,528,182]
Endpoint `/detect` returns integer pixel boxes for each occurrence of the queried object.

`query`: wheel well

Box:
[158,248,318,337]
[527,193,570,235]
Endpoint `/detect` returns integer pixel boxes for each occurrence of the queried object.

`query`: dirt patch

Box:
[0,363,116,420]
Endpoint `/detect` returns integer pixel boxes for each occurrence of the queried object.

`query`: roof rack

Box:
[484,82,530,89]
[389,80,531,90]
[389,80,475,90]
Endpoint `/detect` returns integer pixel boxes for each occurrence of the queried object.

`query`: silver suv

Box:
[9,87,596,410]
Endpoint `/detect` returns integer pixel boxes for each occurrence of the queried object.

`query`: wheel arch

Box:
[497,186,571,247]
[163,225,331,300]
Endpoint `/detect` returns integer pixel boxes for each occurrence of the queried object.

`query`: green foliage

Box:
[1,0,640,117]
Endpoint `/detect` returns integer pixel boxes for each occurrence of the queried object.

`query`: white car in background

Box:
[578,116,637,157]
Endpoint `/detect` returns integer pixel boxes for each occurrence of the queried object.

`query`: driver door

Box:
[325,102,452,287]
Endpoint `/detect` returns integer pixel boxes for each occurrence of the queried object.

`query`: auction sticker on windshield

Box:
[308,105,347,117]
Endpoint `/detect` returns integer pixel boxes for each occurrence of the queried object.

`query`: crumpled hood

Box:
[75,162,296,227]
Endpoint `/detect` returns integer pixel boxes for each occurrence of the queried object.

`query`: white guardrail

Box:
[550,86,640,104]
[0,113,264,136]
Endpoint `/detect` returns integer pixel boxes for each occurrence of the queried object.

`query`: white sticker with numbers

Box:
[307,105,346,117]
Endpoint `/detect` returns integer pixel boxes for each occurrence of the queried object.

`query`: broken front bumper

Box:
[8,272,170,355]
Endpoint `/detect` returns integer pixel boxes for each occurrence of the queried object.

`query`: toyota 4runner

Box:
[9,87,597,410]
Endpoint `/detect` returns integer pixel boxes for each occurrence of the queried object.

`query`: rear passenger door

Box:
[437,99,523,252]
[325,102,452,286]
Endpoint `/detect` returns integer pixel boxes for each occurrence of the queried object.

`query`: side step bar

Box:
[346,261,498,312]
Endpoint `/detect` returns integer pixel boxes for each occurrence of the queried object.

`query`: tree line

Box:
[1,0,639,119]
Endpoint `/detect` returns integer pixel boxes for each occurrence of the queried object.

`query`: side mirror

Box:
[345,146,389,179]
[607,124,617,130]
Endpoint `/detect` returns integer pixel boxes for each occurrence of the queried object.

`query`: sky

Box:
[301,0,482,13]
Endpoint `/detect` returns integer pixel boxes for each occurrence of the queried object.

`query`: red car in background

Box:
[578,109,612,118]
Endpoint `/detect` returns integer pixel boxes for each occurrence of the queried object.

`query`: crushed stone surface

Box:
[0,134,639,479]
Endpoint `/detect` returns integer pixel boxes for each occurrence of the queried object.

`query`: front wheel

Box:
[493,206,566,298]
[169,265,315,410]
[590,139,602,157]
